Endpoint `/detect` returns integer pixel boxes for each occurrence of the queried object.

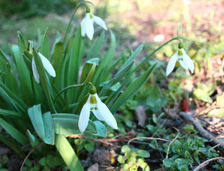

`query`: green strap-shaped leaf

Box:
[55,135,84,171]
[5,64,17,94]
[0,117,28,145]
[92,30,116,83]
[66,26,82,103]
[52,113,96,135]
[0,108,26,118]
[120,43,144,72]
[106,77,131,107]
[33,50,56,113]
[0,81,28,112]
[99,61,134,96]
[51,42,64,72]
[0,49,16,71]
[93,121,107,137]
[0,134,25,158]
[43,112,55,145]
[40,28,50,59]
[28,104,45,141]
[86,36,99,61]
[26,130,42,152]
[110,62,158,113]
[11,44,34,105]
[89,31,105,59]
[28,105,55,145]
[18,31,27,52]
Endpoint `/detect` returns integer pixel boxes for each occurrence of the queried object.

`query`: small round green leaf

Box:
[137,150,150,158]
[121,145,131,153]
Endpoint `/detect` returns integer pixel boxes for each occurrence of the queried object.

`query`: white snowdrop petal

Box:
[85,14,94,40]
[182,49,195,73]
[97,101,118,129]
[91,94,104,121]
[81,16,87,36]
[78,103,91,133]
[92,110,104,121]
[38,53,56,77]
[92,15,107,30]
[94,94,118,129]
[179,60,188,70]
[166,51,178,76]
[32,57,40,83]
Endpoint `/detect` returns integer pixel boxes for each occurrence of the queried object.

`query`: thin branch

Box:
[166,127,180,159]
[128,137,170,146]
[20,142,44,171]
[69,135,151,146]
[197,105,224,116]
[212,143,222,149]
[193,157,224,171]
[179,112,224,149]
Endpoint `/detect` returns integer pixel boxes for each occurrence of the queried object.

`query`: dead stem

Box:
[165,127,180,159]
[20,142,44,171]
[193,157,224,171]
[127,137,169,146]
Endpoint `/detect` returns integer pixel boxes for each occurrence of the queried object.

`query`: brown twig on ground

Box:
[20,142,44,171]
[193,157,224,171]
[199,117,224,134]
[127,137,170,146]
[166,127,180,159]
[197,105,224,116]
[179,112,224,149]
[210,135,224,142]
[163,107,182,120]
[68,135,152,146]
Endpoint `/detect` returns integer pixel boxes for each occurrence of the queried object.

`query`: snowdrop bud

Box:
[89,85,97,94]
[178,42,183,49]
[86,7,91,13]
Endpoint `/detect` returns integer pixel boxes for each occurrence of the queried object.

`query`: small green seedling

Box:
[117,145,150,171]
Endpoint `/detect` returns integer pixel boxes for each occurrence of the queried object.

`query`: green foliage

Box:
[0,0,78,18]
[193,82,216,103]
[0,156,9,170]
[118,145,150,171]
[162,124,220,170]
[21,154,66,171]
[137,84,169,112]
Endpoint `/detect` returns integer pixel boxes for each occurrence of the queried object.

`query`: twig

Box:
[212,143,222,149]
[20,142,44,171]
[128,137,170,146]
[179,112,224,149]
[69,135,151,146]
[199,117,224,134]
[166,127,180,159]
[193,157,224,171]
[69,135,120,148]
[197,105,224,116]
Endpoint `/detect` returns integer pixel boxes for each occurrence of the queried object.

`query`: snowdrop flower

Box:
[166,43,194,76]
[81,7,107,40]
[78,85,118,133]
[32,52,56,83]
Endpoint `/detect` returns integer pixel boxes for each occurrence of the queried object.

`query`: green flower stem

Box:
[63,1,95,43]
[133,36,190,74]
[53,83,84,104]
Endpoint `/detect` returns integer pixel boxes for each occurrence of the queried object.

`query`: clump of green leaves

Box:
[0,156,8,171]
[162,125,220,171]
[117,145,150,171]
[22,155,65,171]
